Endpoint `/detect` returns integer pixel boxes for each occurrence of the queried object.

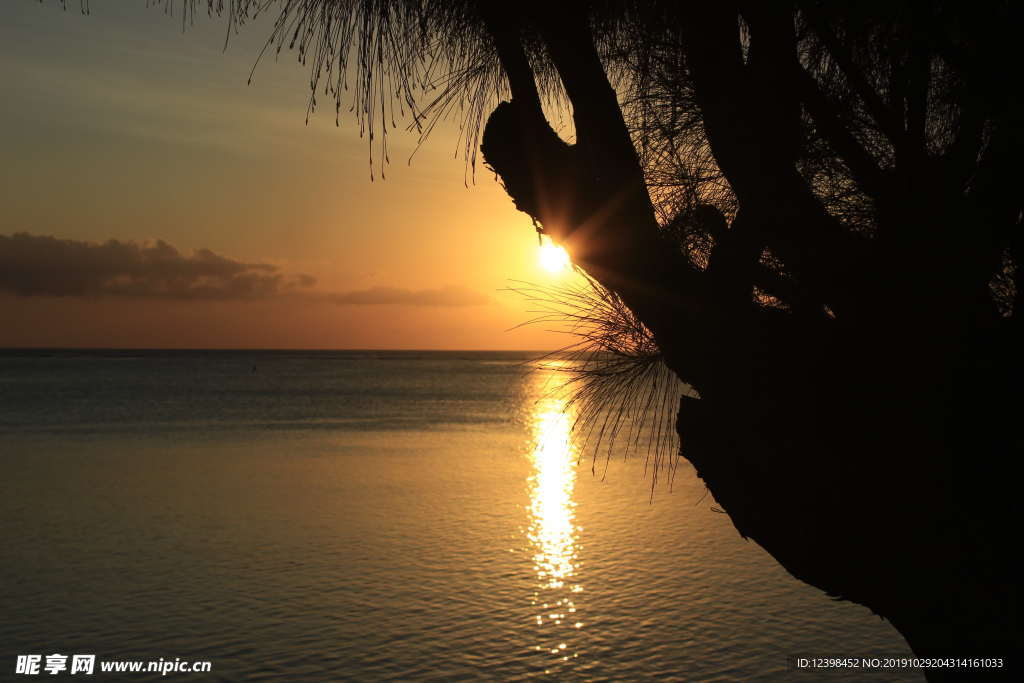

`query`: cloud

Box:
[323,286,489,307]
[0,233,315,300]
[0,233,488,307]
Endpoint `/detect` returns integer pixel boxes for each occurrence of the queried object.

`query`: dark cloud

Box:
[0,233,315,300]
[324,285,489,307]
[0,233,488,307]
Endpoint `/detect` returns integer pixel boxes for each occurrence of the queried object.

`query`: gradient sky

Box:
[0,2,584,349]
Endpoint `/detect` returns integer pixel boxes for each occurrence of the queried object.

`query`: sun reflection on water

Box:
[527,375,583,671]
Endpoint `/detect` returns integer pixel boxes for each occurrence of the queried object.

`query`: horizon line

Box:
[0,345,561,354]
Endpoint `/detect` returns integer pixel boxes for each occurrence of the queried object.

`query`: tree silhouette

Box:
[107,0,1022,674]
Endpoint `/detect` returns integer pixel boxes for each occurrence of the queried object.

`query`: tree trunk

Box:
[676,312,1020,679]
[477,6,1021,677]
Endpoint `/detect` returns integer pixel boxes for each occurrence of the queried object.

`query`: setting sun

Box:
[539,241,571,274]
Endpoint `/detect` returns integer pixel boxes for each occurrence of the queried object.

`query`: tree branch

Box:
[681,5,870,318]
[475,5,542,116]
[794,68,888,199]
[800,6,905,149]
[479,4,709,384]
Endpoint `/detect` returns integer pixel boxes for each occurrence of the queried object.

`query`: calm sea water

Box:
[0,350,917,681]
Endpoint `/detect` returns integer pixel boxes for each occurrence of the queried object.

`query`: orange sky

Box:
[0,3,585,350]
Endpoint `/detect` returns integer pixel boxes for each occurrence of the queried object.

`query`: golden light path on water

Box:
[527,367,584,672]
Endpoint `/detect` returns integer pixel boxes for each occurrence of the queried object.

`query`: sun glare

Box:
[539,242,571,274]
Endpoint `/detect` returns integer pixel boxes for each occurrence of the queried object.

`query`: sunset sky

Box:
[0,2,582,350]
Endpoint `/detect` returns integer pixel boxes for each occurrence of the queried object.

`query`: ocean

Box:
[0,349,918,680]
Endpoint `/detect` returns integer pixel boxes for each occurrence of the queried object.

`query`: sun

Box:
[539,241,571,274]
